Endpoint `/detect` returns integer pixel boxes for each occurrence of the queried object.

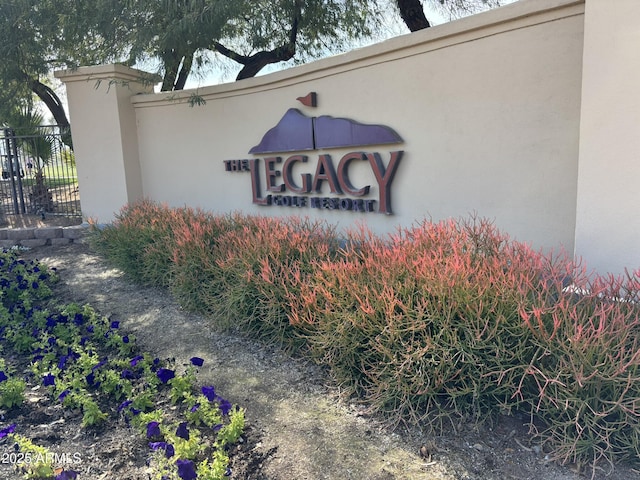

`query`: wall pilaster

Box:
[55,65,159,223]
[574,0,640,274]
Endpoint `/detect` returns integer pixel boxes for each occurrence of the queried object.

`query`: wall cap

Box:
[54,64,162,85]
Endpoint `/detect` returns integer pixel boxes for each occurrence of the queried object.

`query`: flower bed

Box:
[0,249,245,479]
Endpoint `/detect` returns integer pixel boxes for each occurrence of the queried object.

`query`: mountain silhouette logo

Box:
[249,108,403,154]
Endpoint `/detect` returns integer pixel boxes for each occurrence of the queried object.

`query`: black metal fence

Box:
[0,126,81,218]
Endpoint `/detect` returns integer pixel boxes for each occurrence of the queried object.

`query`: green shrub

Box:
[166,210,236,314]
[90,199,178,285]
[518,269,640,471]
[288,218,554,427]
[197,215,338,349]
[95,202,340,349]
[93,201,640,472]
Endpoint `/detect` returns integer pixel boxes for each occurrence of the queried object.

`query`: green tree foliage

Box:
[0,0,514,130]
[0,0,134,132]
[134,0,384,88]
[0,1,63,127]
[0,0,383,124]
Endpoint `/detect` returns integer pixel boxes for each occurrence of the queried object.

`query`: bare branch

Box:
[397,0,431,32]
[213,1,301,80]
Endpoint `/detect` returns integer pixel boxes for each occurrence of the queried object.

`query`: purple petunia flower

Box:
[146,421,161,438]
[201,386,215,402]
[130,355,144,366]
[118,400,133,412]
[58,390,70,402]
[190,403,200,413]
[0,424,16,438]
[149,442,174,458]
[110,320,120,329]
[55,470,79,480]
[175,422,189,440]
[122,335,129,344]
[190,357,204,367]
[43,373,55,387]
[120,369,135,380]
[156,368,175,384]
[0,371,7,383]
[91,359,107,372]
[218,398,232,416]
[176,459,197,480]
[86,325,94,334]
[85,372,100,389]
[58,355,70,370]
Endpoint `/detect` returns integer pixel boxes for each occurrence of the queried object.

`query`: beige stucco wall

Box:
[55,65,159,222]
[123,0,585,253]
[63,0,640,272]
[574,0,640,275]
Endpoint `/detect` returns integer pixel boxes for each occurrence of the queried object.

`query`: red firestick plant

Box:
[91,200,640,474]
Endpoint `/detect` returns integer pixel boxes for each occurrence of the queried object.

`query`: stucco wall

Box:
[59,0,640,274]
[55,65,158,221]
[119,0,585,252]
[574,0,640,274]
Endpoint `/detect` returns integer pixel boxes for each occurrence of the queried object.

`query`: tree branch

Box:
[27,77,73,149]
[174,52,194,91]
[28,79,70,128]
[214,1,301,80]
[396,0,430,32]
[161,49,181,91]
[161,48,196,91]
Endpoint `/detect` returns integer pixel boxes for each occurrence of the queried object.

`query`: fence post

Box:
[2,128,27,215]
[55,65,160,223]
[575,0,640,274]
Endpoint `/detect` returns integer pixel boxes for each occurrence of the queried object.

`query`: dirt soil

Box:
[5,240,640,480]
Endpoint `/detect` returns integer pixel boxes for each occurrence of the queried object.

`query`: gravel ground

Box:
[15,241,640,480]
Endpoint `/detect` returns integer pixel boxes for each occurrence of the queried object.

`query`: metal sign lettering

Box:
[224,94,405,215]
